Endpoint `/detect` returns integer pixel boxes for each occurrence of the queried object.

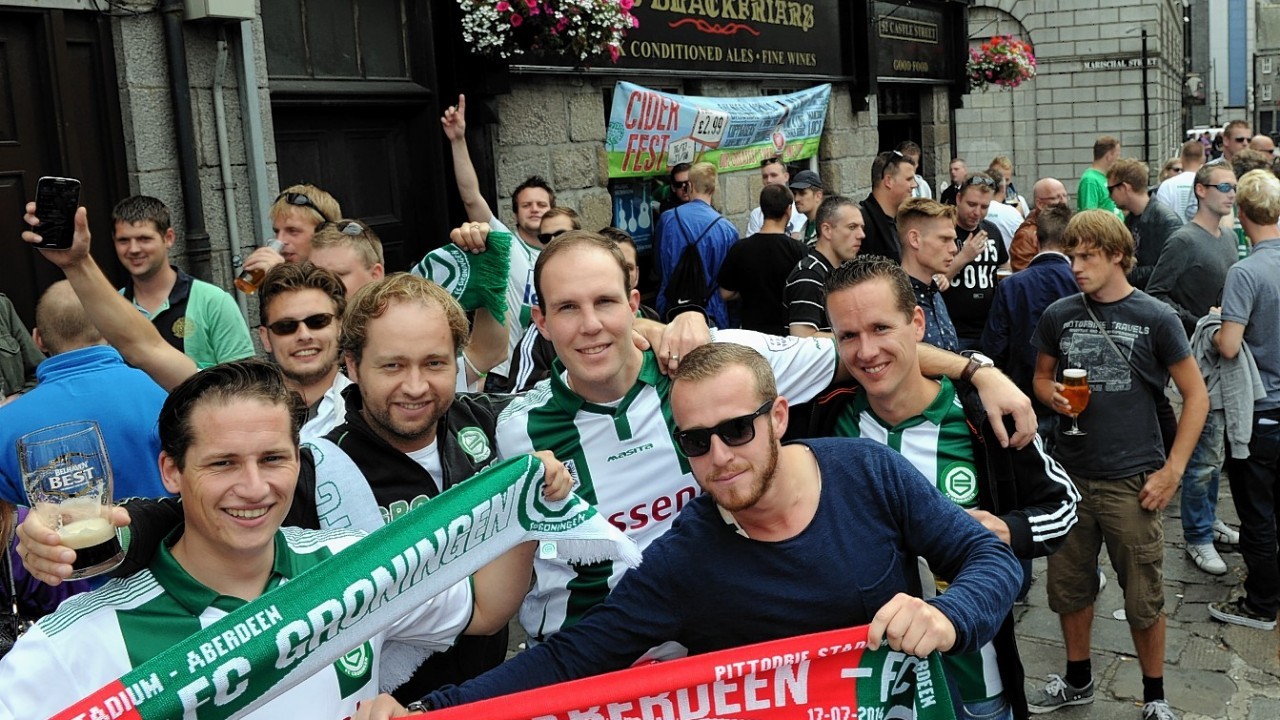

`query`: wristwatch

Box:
[961,352,995,383]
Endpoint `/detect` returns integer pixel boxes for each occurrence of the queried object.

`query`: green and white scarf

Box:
[410,231,512,323]
[53,454,640,720]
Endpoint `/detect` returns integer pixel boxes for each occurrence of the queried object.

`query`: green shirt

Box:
[1077,168,1122,218]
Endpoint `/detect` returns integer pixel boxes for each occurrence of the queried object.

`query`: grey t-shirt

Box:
[1145,221,1239,336]
[1125,200,1184,291]
[1221,240,1280,410]
[1033,290,1191,479]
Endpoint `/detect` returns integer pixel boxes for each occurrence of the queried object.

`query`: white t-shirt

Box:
[1155,171,1198,222]
[405,439,444,495]
[983,200,1025,252]
[0,528,472,720]
[494,329,838,640]
[301,372,354,445]
[745,203,807,237]
[912,175,934,199]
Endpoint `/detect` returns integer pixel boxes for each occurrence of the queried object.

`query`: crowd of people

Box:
[0,103,1277,720]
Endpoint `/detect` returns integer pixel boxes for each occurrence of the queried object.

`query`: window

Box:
[1265,57,1274,75]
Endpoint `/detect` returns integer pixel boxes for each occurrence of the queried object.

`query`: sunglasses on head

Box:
[266,313,335,336]
[275,192,332,222]
[1199,181,1237,193]
[962,174,996,188]
[1172,166,1183,172]
[538,228,571,245]
[672,400,774,458]
[326,220,364,236]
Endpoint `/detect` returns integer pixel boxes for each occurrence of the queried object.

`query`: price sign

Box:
[690,108,729,145]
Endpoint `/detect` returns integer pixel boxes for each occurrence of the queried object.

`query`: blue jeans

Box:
[1181,409,1225,545]
[1227,409,1280,616]
[960,696,1013,720]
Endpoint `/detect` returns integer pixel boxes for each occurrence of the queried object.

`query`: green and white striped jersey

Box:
[490,217,540,379]
[497,329,837,640]
[0,527,472,720]
[834,377,1002,703]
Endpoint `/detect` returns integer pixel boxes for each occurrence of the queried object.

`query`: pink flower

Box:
[609,44,620,62]
[620,0,633,8]
[511,12,523,26]
[496,1,510,10]
[557,17,569,32]
[631,15,639,27]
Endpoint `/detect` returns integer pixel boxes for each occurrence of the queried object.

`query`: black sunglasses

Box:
[673,400,774,458]
[538,228,570,245]
[1198,181,1237,193]
[1107,182,1125,192]
[275,192,333,222]
[962,174,996,188]
[266,313,335,336]
[674,180,691,190]
[1233,135,1253,143]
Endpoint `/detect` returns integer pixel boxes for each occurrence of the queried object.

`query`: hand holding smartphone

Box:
[32,176,82,250]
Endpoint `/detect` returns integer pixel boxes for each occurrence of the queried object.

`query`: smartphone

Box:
[33,176,82,250]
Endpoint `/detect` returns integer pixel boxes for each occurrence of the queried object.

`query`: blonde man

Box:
[242,183,343,276]
[310,219,386,296]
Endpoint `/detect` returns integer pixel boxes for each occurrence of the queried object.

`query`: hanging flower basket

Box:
[457,0,640,66]
[967,35,1037,91]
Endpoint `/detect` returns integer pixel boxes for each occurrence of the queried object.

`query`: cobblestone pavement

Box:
[1015,482,1280,720]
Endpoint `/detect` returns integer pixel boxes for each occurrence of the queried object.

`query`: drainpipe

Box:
[160,0,212,282]
[212,29,248,321]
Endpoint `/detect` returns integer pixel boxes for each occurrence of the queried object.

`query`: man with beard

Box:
[353,341,1022,718]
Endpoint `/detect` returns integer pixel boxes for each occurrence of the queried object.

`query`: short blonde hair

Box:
[1063,210,1135,273]
[311,219,384,268]
[271,184,341,227]
[896,197,956,234]
[688,162,718,195]
[672,343,777,406]
[340,273,469,363]
[1237,169,1280,226]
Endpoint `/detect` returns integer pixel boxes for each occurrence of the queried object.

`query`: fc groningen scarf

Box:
[420,625,956,720]
[53,455,640,720]
[410,231,513,323]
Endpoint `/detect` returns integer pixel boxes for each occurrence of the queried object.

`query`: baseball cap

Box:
[788,170,823,190]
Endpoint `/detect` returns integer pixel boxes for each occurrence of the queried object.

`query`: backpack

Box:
[663,208,717,321]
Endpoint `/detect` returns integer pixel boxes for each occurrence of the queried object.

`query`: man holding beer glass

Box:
[1028,210,1208,720]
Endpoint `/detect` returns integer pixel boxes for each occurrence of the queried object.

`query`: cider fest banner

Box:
[605,82,831,179]
[415,625,956,720]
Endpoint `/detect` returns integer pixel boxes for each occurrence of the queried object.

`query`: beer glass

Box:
[1061,368,1090,436]
[234,238,286,294]
[19,420,123,578]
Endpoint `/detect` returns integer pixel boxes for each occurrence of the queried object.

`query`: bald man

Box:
[1250,135,1276,155]
[1008,178,1069,271]
[0,282,170,506]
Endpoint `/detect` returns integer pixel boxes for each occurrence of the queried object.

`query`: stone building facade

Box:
[955,0,1185,198]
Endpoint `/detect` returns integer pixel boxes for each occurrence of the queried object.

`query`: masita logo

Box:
[458,426,492,463]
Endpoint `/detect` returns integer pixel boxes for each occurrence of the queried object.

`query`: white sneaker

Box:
[1187,542,1227,575]
[1098,567,1107,592]
[1213,520,1240,545]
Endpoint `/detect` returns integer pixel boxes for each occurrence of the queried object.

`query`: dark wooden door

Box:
[0,9,128,329]
[263,0,447,272]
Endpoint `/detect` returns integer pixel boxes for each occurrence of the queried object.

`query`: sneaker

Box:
[1213,520,1240,545]
[1098,567,1107,592]
[1186,542,1227,575]
[1027,674,1094,714]
[1142,699,1178,720]
[1209,597,1277,630]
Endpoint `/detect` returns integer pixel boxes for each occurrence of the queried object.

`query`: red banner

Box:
[417,626,955,720]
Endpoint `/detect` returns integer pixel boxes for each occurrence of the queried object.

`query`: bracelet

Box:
[461,352,487,379]
[406,700,429,713]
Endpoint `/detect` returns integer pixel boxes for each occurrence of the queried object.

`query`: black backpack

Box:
[663,208,718,321]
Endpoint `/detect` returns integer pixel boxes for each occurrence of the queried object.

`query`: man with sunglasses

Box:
[813,257,1078,720]
[353,341,1022,719]
[858,150,918,263]
[1154,141,1208,223]
[241,184,343,277]
[1106,159,1182,290]
[1221,120,1253,165]
[1145,162,1244,577]
[110,195,254,369]
[1076,136,1122,218]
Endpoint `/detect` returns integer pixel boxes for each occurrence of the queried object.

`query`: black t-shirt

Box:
[944,219,1008,340]
[719,232,807,334]
[784,249,836,333]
